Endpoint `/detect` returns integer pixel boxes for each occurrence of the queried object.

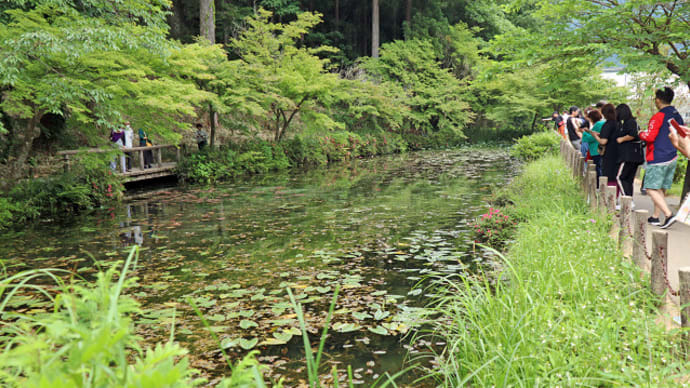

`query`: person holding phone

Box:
[639,87,684,228]
[669,126,690,158]
[584,103,620,196]
[667,126,690,228]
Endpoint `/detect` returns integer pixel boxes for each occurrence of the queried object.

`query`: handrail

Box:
[58,144,181,176]
[57,144,175,155]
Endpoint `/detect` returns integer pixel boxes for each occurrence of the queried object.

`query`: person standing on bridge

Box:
[110,127,126,173]
[639,87,683,228]
[123,121,134,172]
[139,128,153,169]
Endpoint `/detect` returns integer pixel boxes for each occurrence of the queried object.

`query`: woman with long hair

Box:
[582,108,605,178]
[584,103,620,195]
[615,104,644,197]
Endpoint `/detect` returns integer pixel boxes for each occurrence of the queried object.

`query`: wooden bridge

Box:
[58,145,181,183]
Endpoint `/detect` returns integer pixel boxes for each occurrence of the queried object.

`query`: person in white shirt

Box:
[123,121,134,171]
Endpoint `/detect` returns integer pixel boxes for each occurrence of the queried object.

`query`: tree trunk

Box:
[200,0,215,43]
[406,0,412,26]
[209,103,216,148]
[335,0,340,24]
[530,111,538,131]
[3,111,42,188]
[168,0,185,39]
[372,0,379,58]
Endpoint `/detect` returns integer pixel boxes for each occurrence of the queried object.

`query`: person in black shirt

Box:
[585,103,620,195]
[614,104,644,197]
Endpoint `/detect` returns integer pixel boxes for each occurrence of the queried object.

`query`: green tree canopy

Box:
[0,0,214,181]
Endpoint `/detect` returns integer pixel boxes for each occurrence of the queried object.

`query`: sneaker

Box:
[660,214,677,229]
[648,216,660,226]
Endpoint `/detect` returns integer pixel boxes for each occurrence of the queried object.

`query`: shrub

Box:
[0,197,16,230]
[510,131,560,161]
[283,135,328,166]
[470,207,516,249]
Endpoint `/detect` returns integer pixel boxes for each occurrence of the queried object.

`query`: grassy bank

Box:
[428,155,685,386]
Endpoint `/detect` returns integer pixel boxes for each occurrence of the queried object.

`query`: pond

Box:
[1,148,518,386]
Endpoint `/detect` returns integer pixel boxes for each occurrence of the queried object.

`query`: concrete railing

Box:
[559,138,690,329]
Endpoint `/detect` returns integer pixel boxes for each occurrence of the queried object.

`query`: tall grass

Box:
[425,155,685,386]
[0,247,204,387]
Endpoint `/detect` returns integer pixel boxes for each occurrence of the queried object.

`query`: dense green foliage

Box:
[0,154,124,229]
[425,156,684,385]
[509,131,560,161]
[177,131,411,184]
[0,0,216,182]
[362,39,473,136]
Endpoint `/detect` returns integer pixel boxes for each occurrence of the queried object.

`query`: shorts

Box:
[643,160,677,190]
[570,139,581,151]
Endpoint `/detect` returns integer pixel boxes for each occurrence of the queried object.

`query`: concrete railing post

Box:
[650,230,669,297]
[606,185,619,238]
[632,209,649,268]
[605,185,617,214]
[588,171,597,209]
[619,196,633,255]
[598,177,608,213]
[577,156,585,183]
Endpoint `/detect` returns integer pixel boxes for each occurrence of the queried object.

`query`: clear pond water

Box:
[2,148,518,386]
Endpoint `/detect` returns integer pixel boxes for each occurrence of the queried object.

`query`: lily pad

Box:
[239,337,258,350]
[240,319,258,329]
[333,322,361,333]
[373,310,390,320]
[273,330,294,342]
[221,338,238,349]
[352,311,372,321]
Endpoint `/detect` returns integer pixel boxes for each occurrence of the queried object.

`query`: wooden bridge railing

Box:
[57,144,180,175]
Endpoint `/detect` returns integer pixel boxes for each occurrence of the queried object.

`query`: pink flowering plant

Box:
[471,207,516,249]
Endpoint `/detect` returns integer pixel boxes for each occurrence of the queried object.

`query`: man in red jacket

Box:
[639,87,684,228]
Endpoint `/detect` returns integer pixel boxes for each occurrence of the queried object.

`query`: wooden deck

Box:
[58,145,180,183]
[121,162,178,182]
